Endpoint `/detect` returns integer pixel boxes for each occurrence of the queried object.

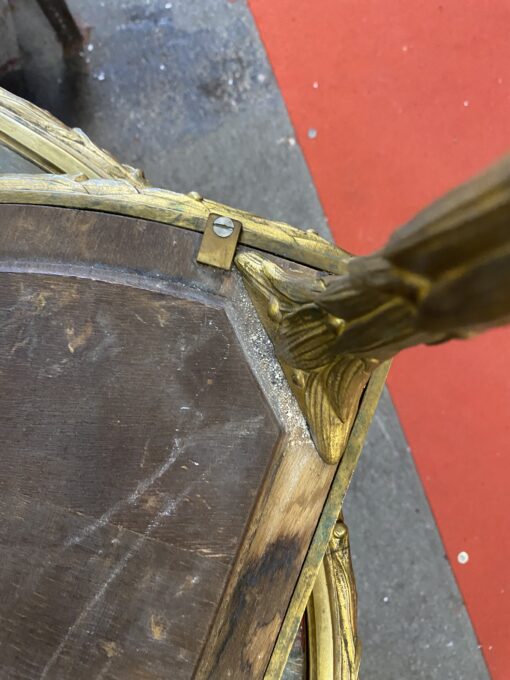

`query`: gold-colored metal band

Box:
[0,87,146,184]
[307,521,360,680]
[0,86,347,275]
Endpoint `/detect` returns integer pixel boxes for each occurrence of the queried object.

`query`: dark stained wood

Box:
[0,204,338,679]
[0,271,280,678]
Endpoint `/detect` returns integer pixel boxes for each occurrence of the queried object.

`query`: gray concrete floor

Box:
[2,1,489,678]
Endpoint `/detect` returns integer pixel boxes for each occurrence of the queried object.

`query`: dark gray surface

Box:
[3,1,488,678]
[0,0,19,74]
[346,389,489,680]
[8,0,330,239]
[0,142,44,172]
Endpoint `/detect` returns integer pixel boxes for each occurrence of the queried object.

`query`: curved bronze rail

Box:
[307,520,360,680]
[0,87,146,184]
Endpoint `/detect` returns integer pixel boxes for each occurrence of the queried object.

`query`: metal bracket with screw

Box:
[196,213,242,270]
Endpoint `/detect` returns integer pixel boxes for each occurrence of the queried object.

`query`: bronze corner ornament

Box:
[237,156,510,464]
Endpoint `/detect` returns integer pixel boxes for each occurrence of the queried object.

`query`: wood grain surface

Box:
[0,204,337,679]
[0,268,282,678]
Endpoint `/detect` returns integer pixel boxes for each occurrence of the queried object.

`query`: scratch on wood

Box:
[140,436,151,468]
[41,426,231,673]
[9,336,30,356]
[133,312,148,325]
[39,424,225,675]
[41,485,192,678]
[175,574,200,598]
[64,438,183,549]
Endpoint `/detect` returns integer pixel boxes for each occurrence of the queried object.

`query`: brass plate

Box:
[197,213,242,270]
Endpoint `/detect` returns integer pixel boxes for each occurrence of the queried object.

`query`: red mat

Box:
[249,1,510,676]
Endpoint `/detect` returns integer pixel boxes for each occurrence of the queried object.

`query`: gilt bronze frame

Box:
[0,87,366,679]
[1,87,508,679]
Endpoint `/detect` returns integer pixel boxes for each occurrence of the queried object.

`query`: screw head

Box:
[213,216,235,238]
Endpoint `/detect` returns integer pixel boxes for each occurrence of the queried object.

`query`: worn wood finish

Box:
[0,274,280,678]
[0,204,337,679]
[265,363,389,679]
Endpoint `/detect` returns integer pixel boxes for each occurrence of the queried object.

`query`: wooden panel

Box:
[0,205,338,679]
[0,271,280,678]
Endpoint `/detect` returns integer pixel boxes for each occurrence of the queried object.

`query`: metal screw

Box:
[213,216,235,238]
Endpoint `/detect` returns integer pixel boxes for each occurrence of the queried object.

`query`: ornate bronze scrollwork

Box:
[237,157,510,464]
